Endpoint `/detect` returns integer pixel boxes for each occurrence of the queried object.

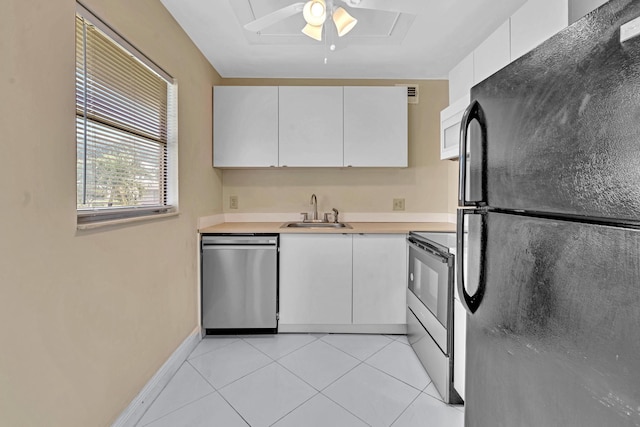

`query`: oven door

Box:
[407,240,453,352]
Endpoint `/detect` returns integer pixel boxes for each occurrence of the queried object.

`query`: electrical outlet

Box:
[393,198,405,211]
[229,195,238,209]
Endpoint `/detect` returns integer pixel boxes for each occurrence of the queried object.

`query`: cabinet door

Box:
[279,234,352,325]
[278,87,343,167]
[352,234,407,325]
[448,52,474,103]
[510,0,568,61]
[213,86,278,167]
[473,21,511,84]
[343,87,408,167]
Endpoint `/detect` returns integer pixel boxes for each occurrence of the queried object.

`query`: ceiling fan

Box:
[244,0,416,42]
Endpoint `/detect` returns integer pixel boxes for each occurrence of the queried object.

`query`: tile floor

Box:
[135,334,464,427]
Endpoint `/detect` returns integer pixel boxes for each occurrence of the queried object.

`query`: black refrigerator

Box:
[456,1,640,426]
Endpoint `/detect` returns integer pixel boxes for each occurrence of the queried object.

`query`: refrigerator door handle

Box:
[457,208,486,314]
[458,100,487,207]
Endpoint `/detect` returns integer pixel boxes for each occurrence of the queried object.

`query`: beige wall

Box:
[0,1,222,426]
[448,160,460,214]
[219,79,453,216]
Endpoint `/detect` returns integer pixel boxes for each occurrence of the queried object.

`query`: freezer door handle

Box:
[458,100,487,207]
[457,209,486,314]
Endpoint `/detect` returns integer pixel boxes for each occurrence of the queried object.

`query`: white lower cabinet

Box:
[279,233,407,333]
[279,234,352,325]
[352,234,407,325]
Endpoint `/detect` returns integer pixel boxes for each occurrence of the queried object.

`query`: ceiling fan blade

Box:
[339,0,419,14]
[244,2,306,32]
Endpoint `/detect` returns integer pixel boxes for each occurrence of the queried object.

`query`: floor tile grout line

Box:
[187,336,240,362]
[135,389,218,427]
[273,358,326,392]
[319,386,374,427]
[319,334,395,363]
[142,334,458,427]
[186,359,219,392]
[319,359,424,427]
[270,334,397,425]
[387,387,424,427]
[266,391,321,427]
[360,336,396,361]
[193,356,274,393]
[361,359,432,394]
[421,388,456,405]
[213,385,253,427]
[421,379,433,393]
[240,334,320,362]
[187,354,278,427]
[135,361,214,427]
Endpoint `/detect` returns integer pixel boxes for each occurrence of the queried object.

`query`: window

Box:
[75,4,177,225]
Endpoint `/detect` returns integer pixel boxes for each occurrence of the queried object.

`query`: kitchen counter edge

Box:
[199,222,456,234]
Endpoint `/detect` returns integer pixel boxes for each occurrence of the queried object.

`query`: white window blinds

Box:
[75,8,175,223]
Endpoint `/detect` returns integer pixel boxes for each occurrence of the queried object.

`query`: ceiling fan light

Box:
[333,7,357,37]
[303,0,326,26]
[302,23,323,41]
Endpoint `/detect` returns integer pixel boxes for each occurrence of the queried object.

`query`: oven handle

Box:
[407,240,450,263]
[457,208,486,314]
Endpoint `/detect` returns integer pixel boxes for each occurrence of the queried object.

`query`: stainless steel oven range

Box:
[407,231,462,404]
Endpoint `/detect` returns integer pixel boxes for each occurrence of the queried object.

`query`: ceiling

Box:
[159,0,527,80]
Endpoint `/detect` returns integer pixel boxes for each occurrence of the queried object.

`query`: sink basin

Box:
[281,222,352,229]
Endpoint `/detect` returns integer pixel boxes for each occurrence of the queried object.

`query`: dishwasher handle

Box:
[202,244,277,251]
[201,235,277,245]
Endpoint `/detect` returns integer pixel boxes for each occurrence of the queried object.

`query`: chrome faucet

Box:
[310,193,319,221]
[332,208,339,223]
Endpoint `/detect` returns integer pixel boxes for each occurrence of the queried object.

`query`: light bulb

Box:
[310,2,324,17]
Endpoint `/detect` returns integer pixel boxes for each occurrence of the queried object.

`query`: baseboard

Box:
[111,327,201,427]
[277,324,407,334]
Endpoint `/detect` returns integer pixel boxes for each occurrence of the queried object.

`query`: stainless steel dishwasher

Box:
[201,234,278,333]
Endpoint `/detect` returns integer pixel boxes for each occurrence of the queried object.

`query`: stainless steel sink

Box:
[280,222,352,229]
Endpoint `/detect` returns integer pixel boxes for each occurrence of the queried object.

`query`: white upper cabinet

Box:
[214,86,408,168]
[278,86,344,167]
[343,87,408,167]
[213,86,278,167]
[352,234,407,325]
[510,0,568,61]
[473,21,511,84]
[443,0,570,161]
[448,53,474,103]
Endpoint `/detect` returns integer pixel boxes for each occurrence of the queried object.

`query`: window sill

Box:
[76,211,179,230]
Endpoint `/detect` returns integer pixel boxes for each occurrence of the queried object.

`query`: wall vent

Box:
[396,84,419,104]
